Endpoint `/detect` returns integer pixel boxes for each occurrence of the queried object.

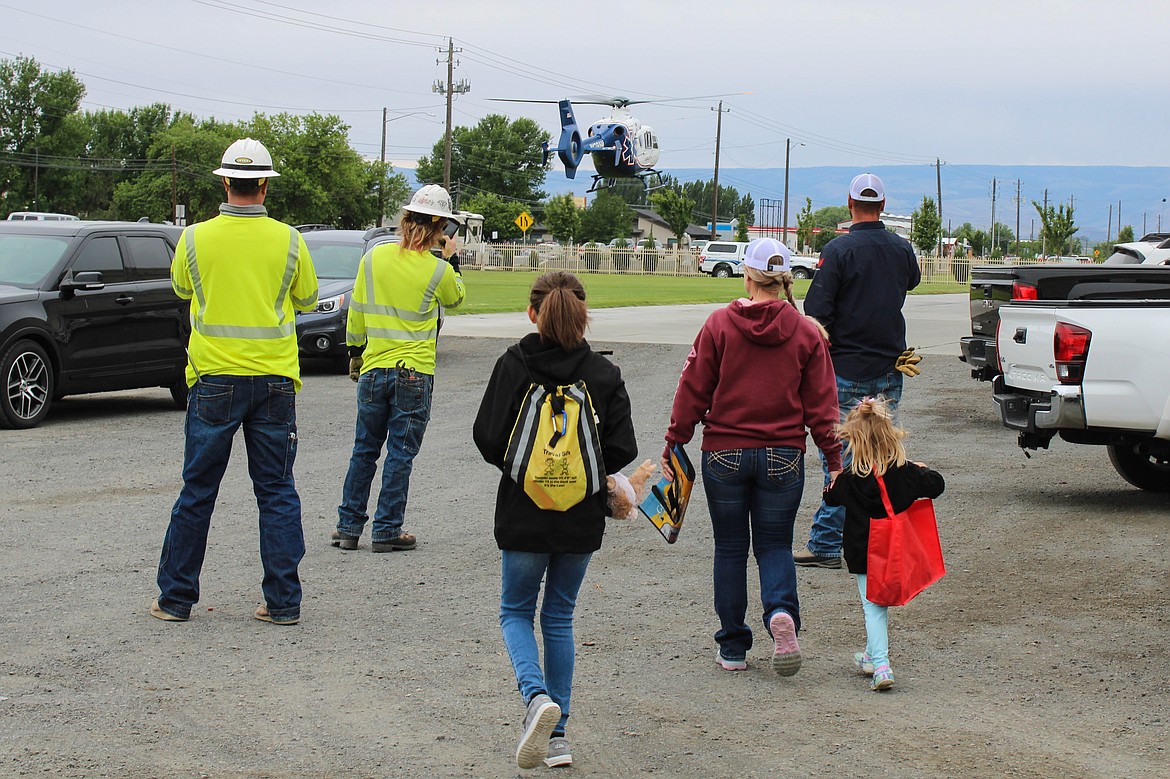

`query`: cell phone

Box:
[442,219,459,238]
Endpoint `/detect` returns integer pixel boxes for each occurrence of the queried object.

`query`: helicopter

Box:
[494,96,664,192]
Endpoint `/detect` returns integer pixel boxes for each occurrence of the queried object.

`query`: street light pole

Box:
[781,139,805,250]
[379,109,435,226]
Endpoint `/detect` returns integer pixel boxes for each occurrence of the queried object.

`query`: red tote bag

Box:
[865,474,946,607]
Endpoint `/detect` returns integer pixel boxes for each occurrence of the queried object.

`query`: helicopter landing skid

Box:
[587,169,667,193]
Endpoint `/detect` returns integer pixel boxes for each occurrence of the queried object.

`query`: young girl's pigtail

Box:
[837,396,906,476]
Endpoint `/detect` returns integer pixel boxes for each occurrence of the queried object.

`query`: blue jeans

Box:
[856,574,890,669]
[156,376,304,621]
[702,447,805,659]
[807,372,903,557]
[337,365,433,542]
[499,550,592,736]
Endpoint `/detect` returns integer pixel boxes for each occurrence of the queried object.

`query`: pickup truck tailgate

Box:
[998,301,1170,434]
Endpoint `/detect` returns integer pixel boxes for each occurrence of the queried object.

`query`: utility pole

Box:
[1041,189,1048,257]
[992,177,1001,254]
[1117,199,1122,237]
[710,100,728,238]
[432,37,470,192]
[379,107,389,226]
[1014,180,1021,257]
[782,138,791,248]
[1107,203,1112,241]
[171,144,178,224]
[936,158,943,257]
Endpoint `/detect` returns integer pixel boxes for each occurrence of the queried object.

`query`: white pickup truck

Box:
[991,299,1170,491]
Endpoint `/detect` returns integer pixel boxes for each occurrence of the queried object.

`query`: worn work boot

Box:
[330,530,359,550]
[254,604,300,626]
[793,548,842,568]
[371,532,417,552]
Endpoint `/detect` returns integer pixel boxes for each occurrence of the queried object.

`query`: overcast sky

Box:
[4,0,1168,176]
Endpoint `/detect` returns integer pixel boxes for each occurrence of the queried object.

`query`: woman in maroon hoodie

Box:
[665,237,842,676]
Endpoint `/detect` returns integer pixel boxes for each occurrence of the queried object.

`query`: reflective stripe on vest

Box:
[186,224,303,340]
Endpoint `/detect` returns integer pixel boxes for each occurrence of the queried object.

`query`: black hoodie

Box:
[474,332,637,553]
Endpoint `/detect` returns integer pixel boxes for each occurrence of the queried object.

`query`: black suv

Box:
[0,220,189,428]
[296,226,397,369]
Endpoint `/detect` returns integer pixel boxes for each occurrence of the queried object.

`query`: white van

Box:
[699,240,818,279]
[6,211,80,221]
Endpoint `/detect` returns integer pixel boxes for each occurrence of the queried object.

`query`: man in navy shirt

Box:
[795,173,921,568]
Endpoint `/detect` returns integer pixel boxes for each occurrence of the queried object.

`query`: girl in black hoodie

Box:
[824,396,945,692]
[473,271,636,769]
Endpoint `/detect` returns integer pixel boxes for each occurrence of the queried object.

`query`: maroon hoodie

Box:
[666,298,843,470]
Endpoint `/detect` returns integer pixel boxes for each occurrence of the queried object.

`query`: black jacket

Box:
[473,333,637,553]
[803,221,920,381]
[825,462,945,574]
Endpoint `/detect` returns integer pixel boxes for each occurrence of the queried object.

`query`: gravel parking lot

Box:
[0,323,1166,778]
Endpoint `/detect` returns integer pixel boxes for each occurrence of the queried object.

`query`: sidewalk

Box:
[443,293,969,355]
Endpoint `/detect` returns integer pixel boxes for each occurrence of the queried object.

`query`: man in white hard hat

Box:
[331,184,465,552]
[152,138,318,625]
[795,172,920,569]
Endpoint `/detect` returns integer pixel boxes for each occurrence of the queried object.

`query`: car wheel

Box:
[713,265,732,278]
[169,377,189,409]
[0,339,54,429]
[1107,443,1170,492]
[791,267,811,280]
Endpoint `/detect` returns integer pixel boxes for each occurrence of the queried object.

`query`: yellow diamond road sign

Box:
[515,211,534,232]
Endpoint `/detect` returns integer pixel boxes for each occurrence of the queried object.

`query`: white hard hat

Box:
[403,184,457,220]
[213,138,280,178]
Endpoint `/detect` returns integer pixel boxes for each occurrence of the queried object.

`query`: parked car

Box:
[6,211,80,222]
[0,220,187,428]
[698,241,817,279]
[296,226,397,369]
[1102,234,1170,266]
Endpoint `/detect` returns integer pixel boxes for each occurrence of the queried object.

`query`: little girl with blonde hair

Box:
[824,396,944,691]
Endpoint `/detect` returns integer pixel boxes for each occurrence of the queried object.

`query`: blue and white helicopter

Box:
[497,95,663,192]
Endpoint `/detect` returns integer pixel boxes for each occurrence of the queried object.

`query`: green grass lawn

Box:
[451,270,966,315]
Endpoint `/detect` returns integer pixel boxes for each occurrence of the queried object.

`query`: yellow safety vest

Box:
[171,204,319,390]
[346,243,466,375]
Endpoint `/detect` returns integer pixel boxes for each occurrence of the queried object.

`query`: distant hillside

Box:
[539,165,1170,243]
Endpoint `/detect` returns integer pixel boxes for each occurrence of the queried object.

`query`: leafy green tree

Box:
[679,179,752,228]
[990,221,1015,255]
[1117,225,1134,243]
[113,115,243,223]
[543,193,581,243]
[462,191,527,242]
[910,196,941,255]
[734,220,749,242]
[1033,200,1077,256]
[795,197,816,253]
[813,227,838,253]
[813,205,850,230]
[416,114,550,203]
[250,112,383,227]
[0,56,86,215]
[579,191,634,243]
[649,188,696,249]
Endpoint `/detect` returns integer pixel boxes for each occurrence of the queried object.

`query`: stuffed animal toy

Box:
[606,459,658,519]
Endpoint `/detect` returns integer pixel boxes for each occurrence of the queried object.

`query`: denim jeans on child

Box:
[807,372,903,557]
[156,375,304,621]
[337,364,434,543]
[499,550,592,736]
[855,574,890,669]
[701,446,805,660]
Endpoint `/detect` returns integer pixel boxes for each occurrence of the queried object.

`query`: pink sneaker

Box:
[769,612,802,676]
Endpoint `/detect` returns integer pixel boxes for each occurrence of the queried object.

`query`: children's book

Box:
[638,444,694,543]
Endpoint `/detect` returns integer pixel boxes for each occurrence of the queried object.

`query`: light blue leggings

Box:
[855,574,890,670]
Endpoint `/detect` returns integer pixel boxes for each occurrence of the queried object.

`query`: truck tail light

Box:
[1012,282,1038,300]
[1054,322,1091,384]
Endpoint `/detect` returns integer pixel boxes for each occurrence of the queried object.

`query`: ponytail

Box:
[530,271,589,351]
[836,396,907,476]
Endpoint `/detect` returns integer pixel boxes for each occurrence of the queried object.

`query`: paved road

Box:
[444,293,970,356]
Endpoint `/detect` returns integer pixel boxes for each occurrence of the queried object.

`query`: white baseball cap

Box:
[848,173,885,203]
[744,237,791,272]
